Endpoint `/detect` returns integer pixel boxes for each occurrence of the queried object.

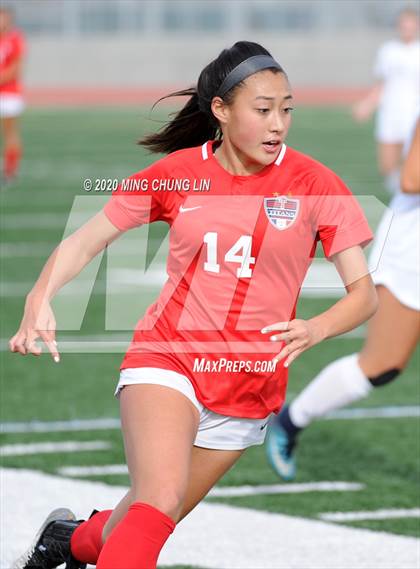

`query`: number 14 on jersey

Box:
[203,232,256,278]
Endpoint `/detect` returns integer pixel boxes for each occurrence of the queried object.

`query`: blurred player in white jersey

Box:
[352,8,419,195]
[266,117,420,481]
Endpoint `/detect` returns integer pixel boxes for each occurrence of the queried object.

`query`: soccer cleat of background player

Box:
[266,414,297,481]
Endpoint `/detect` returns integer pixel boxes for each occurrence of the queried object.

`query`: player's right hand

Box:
[9,294,60,363]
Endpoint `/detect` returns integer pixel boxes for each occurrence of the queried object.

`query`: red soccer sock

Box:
[70,510,112,564]
[96,502,176,569]
[4,146,22,179]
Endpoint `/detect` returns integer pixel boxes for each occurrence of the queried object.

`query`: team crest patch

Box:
[264,196,300,230]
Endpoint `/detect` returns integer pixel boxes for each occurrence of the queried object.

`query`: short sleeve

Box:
[103,159,170,231]
[314,170,373,260]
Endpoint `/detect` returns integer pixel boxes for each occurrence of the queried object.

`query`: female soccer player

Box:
[10,41,377,569]
[352,8,419,195]
[0,6,25,184]
[266,118,420,481]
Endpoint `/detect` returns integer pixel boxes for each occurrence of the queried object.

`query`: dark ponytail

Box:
[140,87,220,155]
[139,41,284,155]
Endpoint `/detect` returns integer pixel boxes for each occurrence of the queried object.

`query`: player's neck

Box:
[213,141,267,177]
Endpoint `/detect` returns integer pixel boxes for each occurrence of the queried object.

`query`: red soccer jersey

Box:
[0,28,25,95]
[103,141,373,418]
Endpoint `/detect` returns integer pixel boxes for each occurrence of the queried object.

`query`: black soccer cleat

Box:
[12,507,86,569]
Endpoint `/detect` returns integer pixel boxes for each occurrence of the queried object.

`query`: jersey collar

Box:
[201,140,287,170]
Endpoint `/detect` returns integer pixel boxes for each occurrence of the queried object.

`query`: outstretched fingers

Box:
[39,329,60,363]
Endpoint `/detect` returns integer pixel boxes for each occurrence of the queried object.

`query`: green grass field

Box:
[1,106,419,566]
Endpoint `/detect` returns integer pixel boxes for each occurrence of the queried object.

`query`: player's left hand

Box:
[261,319,325,368]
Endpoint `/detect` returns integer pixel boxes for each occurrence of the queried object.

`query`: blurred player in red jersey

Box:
[0,5,25,184]
[352,8,419,195]
[10,41,377,569]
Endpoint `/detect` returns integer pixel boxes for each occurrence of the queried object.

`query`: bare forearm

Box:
[10,211,121,360]
[352,83,383,121]
[361,84,382,109]
[27,211,121,303]
[309,281,377,341]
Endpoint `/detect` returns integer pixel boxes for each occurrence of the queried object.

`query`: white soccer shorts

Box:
[375,103,419,144]
[0,94,25,118]
[369,206,420,311]
[115,367,271,450]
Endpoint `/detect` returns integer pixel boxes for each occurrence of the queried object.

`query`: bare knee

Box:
[378,161,397,177]
[100,486,183,543]
[133,485,185,522]
[2,118,20,145]
[358,348,408,378]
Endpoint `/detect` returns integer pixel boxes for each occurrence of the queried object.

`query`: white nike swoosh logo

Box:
[179,205,202,213]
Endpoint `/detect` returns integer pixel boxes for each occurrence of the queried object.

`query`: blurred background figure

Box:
[266,116,420,481]
[352,8,419,195]
[0,5,25,185]
[266,5,420,483]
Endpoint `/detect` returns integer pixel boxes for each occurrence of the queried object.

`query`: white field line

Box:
[0,283,345,299]
[0,418,121,434]
[0,240,167,257]
[0,335,132,353]
[209,481,364,497]
[1,263,351,298]
[2,405,419,435]
[0,325,366,353]
[57,463,365,500]
[325,405,420,420]
[1,213,79,229]
[1,468,419,569]
[0,244,360,300]
[1,340,131,353]
[58,464,128,477]
[0,441,111,457]
[1,282,107,297]
[319,508,420,522]
[0,212,128,231]
[1,242,56,257]
[0,275,164,296]
[300,288,344,298]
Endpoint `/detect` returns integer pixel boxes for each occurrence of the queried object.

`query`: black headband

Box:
[216,55,282,98]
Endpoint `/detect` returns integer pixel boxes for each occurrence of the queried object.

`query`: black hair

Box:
[139,41,285,155]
